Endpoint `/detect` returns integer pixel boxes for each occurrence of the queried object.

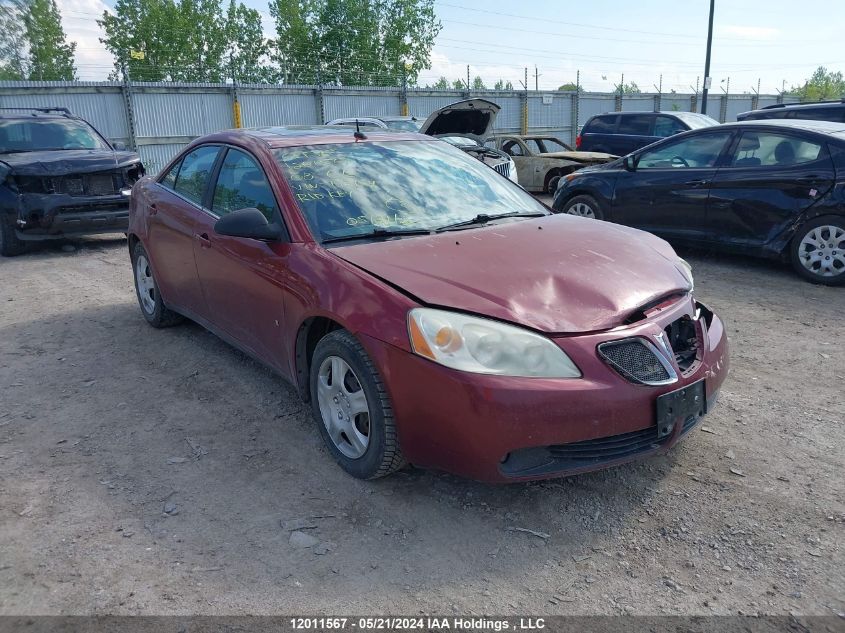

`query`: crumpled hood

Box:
[0,149,141,176]
[332,214,691,334]
[542,150,618,163]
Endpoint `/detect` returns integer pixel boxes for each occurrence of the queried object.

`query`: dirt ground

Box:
[0,226,843,617]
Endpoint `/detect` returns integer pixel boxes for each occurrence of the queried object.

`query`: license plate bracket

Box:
[655,379,706,439]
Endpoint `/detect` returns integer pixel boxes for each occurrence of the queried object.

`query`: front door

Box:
[707,129,836,247]
[192,147,291,373]
[500,138,535,188]
[612,130,734,241]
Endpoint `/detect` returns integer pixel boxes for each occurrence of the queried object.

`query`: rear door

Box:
[612,129,735,240]
[615,114,658,154]
[144,145,221,317]
[191,146,291,371]
[580,114,618,153]
[706,129,835,246]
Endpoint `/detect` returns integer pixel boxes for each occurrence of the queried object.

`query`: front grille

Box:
[49,171,120,196]
[547,426,667,467]
[597,338,675,385]
[493,162,510,177]
[664,316,700,374]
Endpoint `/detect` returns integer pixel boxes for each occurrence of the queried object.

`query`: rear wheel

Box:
[0,213,26,257]
[545,171,565,195]
[131,241,184,327]
[560,194,604,220]
[309,329,405,479]
[790,216,845,285]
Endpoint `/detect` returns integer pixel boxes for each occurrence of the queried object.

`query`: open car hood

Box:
[418,99,500,143]
[332,214,691,334]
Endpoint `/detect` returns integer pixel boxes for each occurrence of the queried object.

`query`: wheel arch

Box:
[295,316,345,401]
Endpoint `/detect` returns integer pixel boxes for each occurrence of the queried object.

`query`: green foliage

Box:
[269,0,441,86]
[557,82,581,92]
[98,0,270,82]
[429,76,450,89]
[23,0,77,80]
[493,78,513,90]
[471,75,485,90]
[452,78,466,90]
[614,81,640,95]
[0,0,28,79]
[790,66,845,101]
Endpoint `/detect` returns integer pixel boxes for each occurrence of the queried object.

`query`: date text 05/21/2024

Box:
[289,617,547,630]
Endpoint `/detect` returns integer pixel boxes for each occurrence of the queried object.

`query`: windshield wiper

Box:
[321,227,433,244]
[435,211,548,232]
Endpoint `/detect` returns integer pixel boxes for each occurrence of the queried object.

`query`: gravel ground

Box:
[0,229,843,617]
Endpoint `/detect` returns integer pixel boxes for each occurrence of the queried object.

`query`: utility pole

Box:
[701,0,715,114]
[467,64,470,90]
[534,66,540,91]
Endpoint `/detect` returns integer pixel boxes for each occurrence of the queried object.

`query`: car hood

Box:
[332,214,691,334]
[0,149,141,176]
[419,98,500,143]
[542,150,618,163]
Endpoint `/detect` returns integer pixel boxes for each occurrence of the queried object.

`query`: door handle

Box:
[195,232,211,248]
[684,179,709,187]
[148,203,157,216]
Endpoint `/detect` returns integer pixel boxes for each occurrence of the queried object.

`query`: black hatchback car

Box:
[554,119,845,285]
[0,107,144,256]
[577,111,719,156]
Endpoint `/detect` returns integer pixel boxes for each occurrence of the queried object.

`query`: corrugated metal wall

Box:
[0,81,791,174]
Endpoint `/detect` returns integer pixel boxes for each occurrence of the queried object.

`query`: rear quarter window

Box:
[618,115,654,136]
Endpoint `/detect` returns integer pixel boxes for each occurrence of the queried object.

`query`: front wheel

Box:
[790,216,845,286]
[131,241,184,327]
[309,329,405,479]
[560,194,604,220]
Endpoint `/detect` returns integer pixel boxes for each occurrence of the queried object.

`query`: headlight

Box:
[678,258,694,292]
[407,308,581,378]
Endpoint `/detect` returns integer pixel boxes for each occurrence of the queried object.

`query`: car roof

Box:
[720,118,845,138]
[203,125,427,148]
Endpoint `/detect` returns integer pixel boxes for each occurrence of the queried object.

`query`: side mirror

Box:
[112,141,127,151]
[214,207,283,242]
[623,155,637,172]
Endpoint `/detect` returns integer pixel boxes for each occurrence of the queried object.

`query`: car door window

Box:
[653,116,687,137]
[525,139,543,154]
[211,148,279,222]
[637,131,732,169]
[730,131,823,167]
[502,140,524,156]
[585,115,617,133]
[539,138,570,152]
[173,145,220,206]
[160,160,181,189]
[618,115,653,136]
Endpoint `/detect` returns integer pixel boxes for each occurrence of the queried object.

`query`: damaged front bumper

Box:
[12,190,131,240]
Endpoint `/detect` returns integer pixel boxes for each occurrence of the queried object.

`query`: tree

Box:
[471,75,485,90]
[614,81,641,95]
[429,76,449,89]
[224,0,270,83]
[791,66,845,101]
[557,82,580,92]
[493,78,513,90]
[0,0,27,79]
[452,78,466,90]
[24,0,76,80]
[269,0,441,86]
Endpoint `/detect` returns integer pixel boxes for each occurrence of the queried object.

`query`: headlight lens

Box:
[678,258,694,292]
[408,308,581,378]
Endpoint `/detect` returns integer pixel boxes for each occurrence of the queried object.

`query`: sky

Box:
[58,0,845,94]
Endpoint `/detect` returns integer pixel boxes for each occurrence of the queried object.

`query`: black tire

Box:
[789,215,845,286]
[560,194,605,220]
[309,329,405,480]
[545,171,564,195]
[0,212,26,257]
[130,241,184,327]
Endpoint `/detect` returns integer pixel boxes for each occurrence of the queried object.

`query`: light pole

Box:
[701,0,715,114]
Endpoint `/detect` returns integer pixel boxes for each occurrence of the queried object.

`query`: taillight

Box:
[575,135,582,149]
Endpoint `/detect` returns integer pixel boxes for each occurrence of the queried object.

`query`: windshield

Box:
[673,112,720,129]
[383,119,422,132]
[0,118,110,152]
[275,140,546,243]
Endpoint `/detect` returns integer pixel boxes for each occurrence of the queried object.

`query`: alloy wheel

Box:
[135,254,156,314]
[316,355,371,459]
[798,224,845,278]
[567,202,596,218]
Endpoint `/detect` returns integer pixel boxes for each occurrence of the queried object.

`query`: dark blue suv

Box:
[577,111,719,156]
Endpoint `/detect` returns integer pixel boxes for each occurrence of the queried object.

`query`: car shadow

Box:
[0,299,694,610]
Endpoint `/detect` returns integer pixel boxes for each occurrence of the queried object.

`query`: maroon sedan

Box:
[128,126,729,482]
